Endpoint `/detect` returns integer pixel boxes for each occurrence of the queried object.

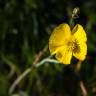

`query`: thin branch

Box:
[80,81,88,96]
[9,68,32,94]
[32,45,48,67]
[9,57,59,94]
[9,45,48,94]
[75,60,82,72]
[73,60,88,96]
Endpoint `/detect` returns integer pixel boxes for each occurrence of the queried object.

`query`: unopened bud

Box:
[72,7,80,18]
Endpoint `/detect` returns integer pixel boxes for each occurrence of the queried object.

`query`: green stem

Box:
[8,58,59,95]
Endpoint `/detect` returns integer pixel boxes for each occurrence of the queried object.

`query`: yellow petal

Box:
[73,43,87,61]
[72,24,87,43]
[49,23,71,55]
[55,46,72,64]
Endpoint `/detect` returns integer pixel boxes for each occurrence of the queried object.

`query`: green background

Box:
[0,0,96,96]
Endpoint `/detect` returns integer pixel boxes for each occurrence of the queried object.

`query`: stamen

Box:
[67,39,80,53]
[73,39,80,53]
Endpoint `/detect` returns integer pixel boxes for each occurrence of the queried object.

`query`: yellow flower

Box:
[49,23,87,64]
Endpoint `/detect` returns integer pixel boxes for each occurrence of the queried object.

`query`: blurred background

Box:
[0,0,96,96]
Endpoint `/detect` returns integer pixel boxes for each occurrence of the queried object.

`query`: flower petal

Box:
[49,23,71,55]
[72,24,87,43]
[73,43,87,61]
[55,46,72,64]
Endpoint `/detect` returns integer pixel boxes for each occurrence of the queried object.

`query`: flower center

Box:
[67,39,80,53]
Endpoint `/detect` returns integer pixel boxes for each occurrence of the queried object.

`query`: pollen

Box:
[67,39,80,53]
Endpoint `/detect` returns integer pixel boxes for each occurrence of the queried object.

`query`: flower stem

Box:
[69,7,80,28]
[80,81,88,96]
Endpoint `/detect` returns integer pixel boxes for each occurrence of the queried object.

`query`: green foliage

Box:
[0,0,96,96]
